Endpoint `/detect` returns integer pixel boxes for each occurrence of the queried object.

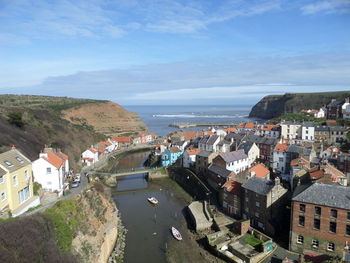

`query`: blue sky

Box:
[0,0,349,105]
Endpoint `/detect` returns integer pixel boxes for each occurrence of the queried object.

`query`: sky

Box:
[0,0,350,105]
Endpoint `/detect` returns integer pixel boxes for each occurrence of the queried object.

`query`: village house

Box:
[216,139,232,153]
[171,140,188,152]
[273,143,289,174]
[255,124,281,138]
[205,135,220,152]
[195,151,219,177]
[161,147,183,167]
[111,136,133,147]
[301,122,315,141]
[243,135,277,166]
[314,126,330,142]
[212,149,249,174]
[182,148,200,169]
[81,147,99,166]
[220,179,242,218]
[198,135,210,151]
[32,149,69,196]
[281,121,302,140]
[290,183,350,260]
[249,163,270,180]
[207,163,235,191]
[326,99,343,119]
[0,148,40,217]
[315,107,327,118]
[238,142,260,167]
[329,126,348,144]
[131,135,141,145]
[242,177,288,236]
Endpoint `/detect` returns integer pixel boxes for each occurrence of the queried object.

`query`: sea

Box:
[123,105,258,136]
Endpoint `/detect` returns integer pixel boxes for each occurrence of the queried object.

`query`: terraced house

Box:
[0,148,40,217]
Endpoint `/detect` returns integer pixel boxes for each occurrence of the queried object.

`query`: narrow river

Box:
[111,151,190,263]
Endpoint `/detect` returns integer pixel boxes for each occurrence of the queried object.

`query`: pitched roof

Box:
[292,183,350,210]
[88,148,97,154]
[43,152,64,169]
[197,150,212,157]
[327,100,342,107]
[0,167,7,176]
[222,180,241,194]
[238,142,254,154]
[199,135,210,144]
[224,127,237,133]
[186,149,201,155]
[249,164,270,178]
[206,135,219,145]
[208,164,232,178]
[218,149,247,163]
[0,149,31,172]
[56,152,68,160]
[111,137,132,143]
[274,143,288,153]
[242,177,275,195]
[315,126,329,132]
[169,147,182,153]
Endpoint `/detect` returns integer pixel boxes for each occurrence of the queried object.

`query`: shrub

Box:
[7,111,25,128]
[93,182,104,193]
[33,182,42,196]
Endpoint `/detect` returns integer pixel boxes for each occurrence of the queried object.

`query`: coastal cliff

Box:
[249,90,350,119]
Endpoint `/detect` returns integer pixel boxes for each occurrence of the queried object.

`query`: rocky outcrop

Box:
[249,91,350,119]
[62,101,147,137]
[71,185,120,263]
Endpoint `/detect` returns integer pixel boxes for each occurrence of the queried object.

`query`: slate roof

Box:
[292,183,350,210]
[199,135,210,144]
[281,121,302,125]
[206,135,219,145]
[0,167,7,176]
[303,122,315,127]
[328,100,342,107]
[197,150,212,157]
[238,142,254,154]
[225,133,245,142]
[208,164,232,178]
[217,140,231,147]
[242,177,275,195]
[315,126,329,132]
[219,149,247,163]
[0,149,31,172]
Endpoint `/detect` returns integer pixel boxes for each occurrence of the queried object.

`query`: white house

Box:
[238,142,260,167]
[281,121,302,139]
[32,151,68,196]
[342,98,350,119]
[81,147,99,166]
[301,122,315,141]
[183,149,200,168]
[315,107,326,118]
[205,135,220,152]
[171,141,189,152]
[272,143,288,174]
[216,140,232,153]
[212,149,249,174]
[198,135,210,151]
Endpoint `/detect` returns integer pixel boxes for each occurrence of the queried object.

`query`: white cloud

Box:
[301,0,350,14]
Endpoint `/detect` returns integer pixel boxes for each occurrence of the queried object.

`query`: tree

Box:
[7,111,24,128]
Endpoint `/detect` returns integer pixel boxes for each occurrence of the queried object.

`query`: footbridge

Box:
[92,167,167,182]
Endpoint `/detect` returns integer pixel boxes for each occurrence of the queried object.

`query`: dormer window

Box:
[15,156,24,163]
[4,161,13,167]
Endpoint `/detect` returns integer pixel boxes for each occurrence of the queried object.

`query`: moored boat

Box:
[171,226,182,241]
[147,197,158,205]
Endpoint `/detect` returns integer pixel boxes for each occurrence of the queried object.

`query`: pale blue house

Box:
[161,147,183,166]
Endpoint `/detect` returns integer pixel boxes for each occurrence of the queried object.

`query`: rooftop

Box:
[242,177,275,195]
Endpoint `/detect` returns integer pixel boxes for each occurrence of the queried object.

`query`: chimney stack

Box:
[11,145,16,150]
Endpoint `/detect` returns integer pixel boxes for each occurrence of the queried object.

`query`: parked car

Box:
[74,174,81,183]
[71,181,79,188]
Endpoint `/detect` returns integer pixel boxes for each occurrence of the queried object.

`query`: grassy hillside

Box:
[0,95,108,169]
[249,90,350,119]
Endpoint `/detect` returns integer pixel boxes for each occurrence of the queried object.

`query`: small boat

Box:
[171,227,182,241]
[147,197,158,205]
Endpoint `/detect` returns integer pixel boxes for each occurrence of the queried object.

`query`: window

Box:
[313,219,320,230]
[255,212,259,218]
[315,207,321,216]
[1,191,6,201]
[300,204,306,212]
[245,207,249,213]
[297,235,304,244]
[299,216,305,226]
[24,170,28,181]
[245,197,248,202]
[327,242,335,251]
[347,212,350,221]
[47,168,52,174]
[312,239,319,248]
[15,156,24,163]
[13,175,18,186]
[330,209,337,218]
[346,225,350,236]
[256,201,260,207]
[329,222,337,233]
[4,161,13,167]
[279,157,283,162]
[18,186,30,204]
[0,175,3,184]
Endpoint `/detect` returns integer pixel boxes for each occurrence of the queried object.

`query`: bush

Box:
[33,182,42,196]
[93,182,104,193]
[7,111,25,128]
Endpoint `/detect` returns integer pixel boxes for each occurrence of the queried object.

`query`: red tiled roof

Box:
[187,149,201,155]
[291,157,310,167]
[97,147,105,153]
[99,141,112,146]
[245,123,255,129]
[274,143,288,152]
[111,137,132,143]
[222,180,241,194]
[183,131,199,141]
[43,152,64,169]
[326,120,337,126]
[224,127,237,133]
[310,170,325,179]
[89,148,97,154]
[249,164,270,178]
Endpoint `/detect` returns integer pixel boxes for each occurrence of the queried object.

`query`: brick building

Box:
[290,183,350,260]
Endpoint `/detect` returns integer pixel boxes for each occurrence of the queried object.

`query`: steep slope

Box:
[249,90,350,119]
[0,95,146,169]
[62,101,147,137]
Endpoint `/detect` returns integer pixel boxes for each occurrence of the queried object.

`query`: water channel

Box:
[111,151,190,263]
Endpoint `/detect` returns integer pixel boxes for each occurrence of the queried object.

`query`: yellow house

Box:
[0,148,40,217]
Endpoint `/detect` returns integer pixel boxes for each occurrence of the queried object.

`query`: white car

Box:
[71,181,79,188]
[74,174,81,183]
